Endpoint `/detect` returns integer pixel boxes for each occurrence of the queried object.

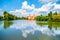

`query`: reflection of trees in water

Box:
[48,22,60,30]
[4,21,13,29]
[48,21,52,30]
[36,21,48,27]
[36,21,60,30]
[0,21,3,25]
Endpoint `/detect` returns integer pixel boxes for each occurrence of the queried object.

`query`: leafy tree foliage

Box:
[3,11,27,20]
[0,16,3,20]
[36,11,60,22]
[53,12,57,15]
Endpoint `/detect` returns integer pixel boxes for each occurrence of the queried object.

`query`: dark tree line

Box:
[0,11,27,20]
[0,16,3,20]
[3,11,27,20]
[36,11,60,22]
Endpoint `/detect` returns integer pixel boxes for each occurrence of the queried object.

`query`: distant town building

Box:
[26,15,36,20]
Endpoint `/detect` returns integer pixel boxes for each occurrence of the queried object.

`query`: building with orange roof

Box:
[26,15,36,20]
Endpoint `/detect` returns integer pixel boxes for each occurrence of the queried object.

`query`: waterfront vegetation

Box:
[0,16,3,20]
[0,11,60,22]
[36,11,60,22]
[4,11,27,20]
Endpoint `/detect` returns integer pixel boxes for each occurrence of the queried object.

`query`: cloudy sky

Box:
[0,0,60,17]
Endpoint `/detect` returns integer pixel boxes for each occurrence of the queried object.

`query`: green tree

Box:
[36,15,48,21]
[3,11,18,20]
[4,11,9,20]
[0,16,3,20]
[48,11,52,17]
[53,12,57,15]
[48,11,52,21]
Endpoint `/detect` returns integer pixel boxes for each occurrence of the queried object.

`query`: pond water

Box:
[0,20,60,40]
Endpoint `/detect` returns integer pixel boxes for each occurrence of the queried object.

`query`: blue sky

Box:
[0,0,60,16]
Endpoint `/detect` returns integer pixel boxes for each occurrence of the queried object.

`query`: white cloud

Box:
[54,4,60,9]
[9,1,35,17]
[35,2,53,12]
[10,9,27,17]
[38,0,59,4]
[9,1,60,17]
[51,3,60,12]
[32,2,56,15]
[22,1,35,10]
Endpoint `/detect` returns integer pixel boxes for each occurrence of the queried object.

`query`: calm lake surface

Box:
[0,20,60,40]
